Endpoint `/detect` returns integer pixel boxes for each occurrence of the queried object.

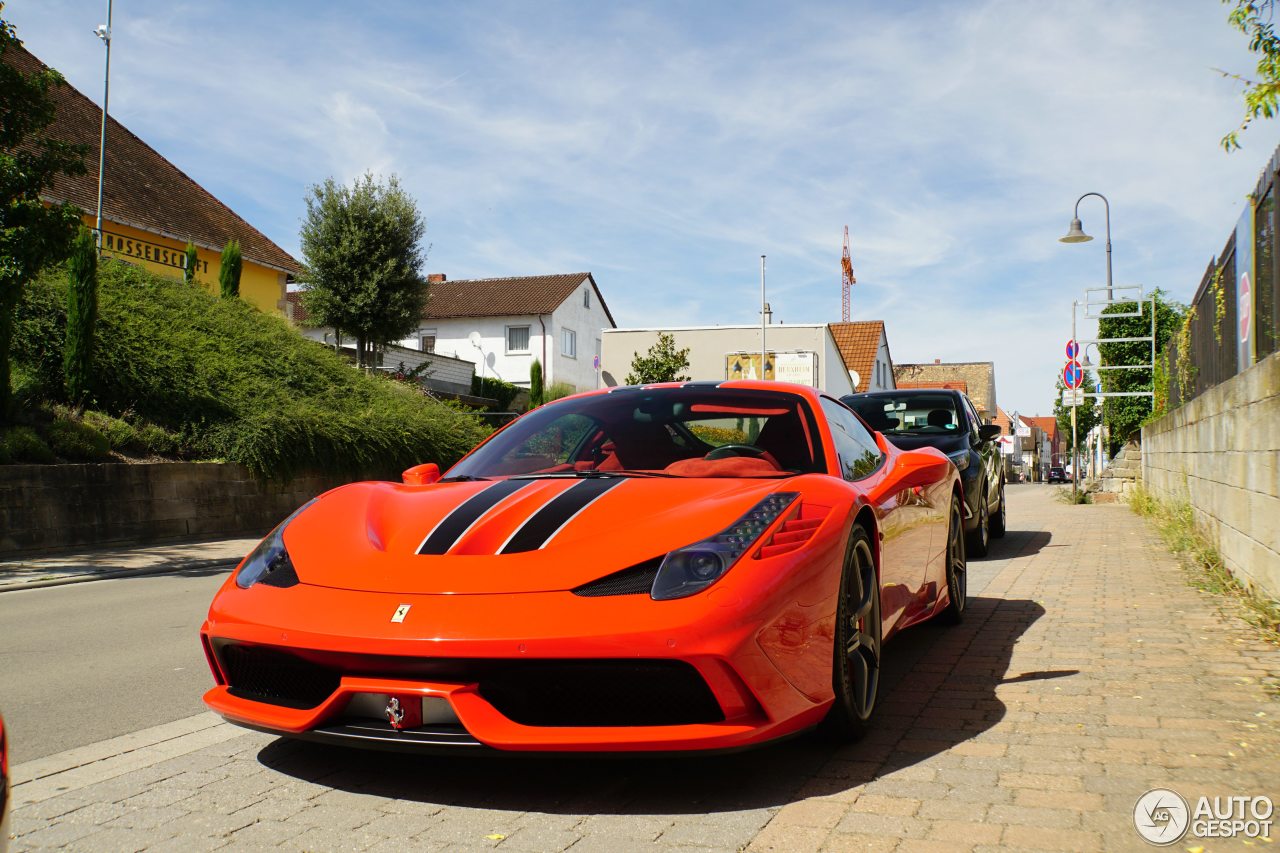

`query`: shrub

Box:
[471,375,520,411]
[219,239,242,299]
[64,227,98,404]
[81,409,138,450]
[47,417,111,461]
[545,381,576,402]
[529,359,544,408]
[1,426,56,463]
[13,260,488,477]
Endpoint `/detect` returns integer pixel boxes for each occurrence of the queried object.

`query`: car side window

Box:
[820,397,884,481]
[961,396,981,439]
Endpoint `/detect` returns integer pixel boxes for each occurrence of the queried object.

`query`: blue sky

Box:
[10,1,1279,416]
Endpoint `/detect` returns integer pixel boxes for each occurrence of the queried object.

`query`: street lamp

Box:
[93,0,113,250]
[1059,192,1112,301]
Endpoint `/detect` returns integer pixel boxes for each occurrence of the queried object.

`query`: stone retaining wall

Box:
[0,463,361,555]
[1141,351,1280,600]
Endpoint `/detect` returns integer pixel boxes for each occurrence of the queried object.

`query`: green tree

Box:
[183,242,198,285]
[1052,374,1099,454]
[1097,289,1186,454]
[1221,0,1280,150]
[529,358,544,408]
[625,332,691,384]
[0,8,88,419]
[63,227,97,404]
[219,239,242,299]
[299,173,427,367]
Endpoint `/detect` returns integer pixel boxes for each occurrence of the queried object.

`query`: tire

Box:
[966,483,990,557]
[989,479,1007,538]
[820,525,881,741]
[939,493,967,625]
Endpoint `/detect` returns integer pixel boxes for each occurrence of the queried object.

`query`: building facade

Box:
[8,44,301,314]
[894,360,998,421]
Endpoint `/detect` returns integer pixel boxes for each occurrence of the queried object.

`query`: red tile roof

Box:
[5,43,301,275]
[422,273,615,326]
[829,321,887,392]
[1025,416,1059,441]
[288,272,616,329]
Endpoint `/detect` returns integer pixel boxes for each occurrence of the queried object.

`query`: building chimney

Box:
[934,358,941,364]
[762,302,773,325]
[427,273,446,283]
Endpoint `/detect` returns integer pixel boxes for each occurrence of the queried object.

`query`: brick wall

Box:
[1141,351,1280,600]
[0,463,361,555]
[894,362,997,420]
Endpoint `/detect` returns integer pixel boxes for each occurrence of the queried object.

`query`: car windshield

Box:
[446,387,826,480]
[845,393,961,435]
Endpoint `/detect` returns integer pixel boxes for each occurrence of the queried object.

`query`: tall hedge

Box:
[63,227,97,404]
[183,242,198,285]
[529,358,544,408]
[219,239,242,299]
[15,259,489,478]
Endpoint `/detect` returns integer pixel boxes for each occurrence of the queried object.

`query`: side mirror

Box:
[402,463,441,485]
[865,448,951,504]
[978,424,1001,442]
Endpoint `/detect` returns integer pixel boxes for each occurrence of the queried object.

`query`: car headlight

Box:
[947,450,971,472]
[651,492,799,600]
[235,500,317,589]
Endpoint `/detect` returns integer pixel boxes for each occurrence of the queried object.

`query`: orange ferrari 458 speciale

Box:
[201,381,966,754]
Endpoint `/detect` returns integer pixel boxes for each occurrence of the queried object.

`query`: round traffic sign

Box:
[1063,359,1084,389]
[1065,339,1080,360]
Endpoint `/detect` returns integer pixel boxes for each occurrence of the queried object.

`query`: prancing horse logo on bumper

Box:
[391,604,410,623]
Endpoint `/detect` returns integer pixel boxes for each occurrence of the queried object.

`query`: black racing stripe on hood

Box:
[499,478,625,554]
[417,479,533,555]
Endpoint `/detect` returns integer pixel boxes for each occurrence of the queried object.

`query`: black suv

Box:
[841,389,1006,556]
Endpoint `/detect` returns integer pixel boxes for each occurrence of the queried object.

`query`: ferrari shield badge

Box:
[391,604,410,623]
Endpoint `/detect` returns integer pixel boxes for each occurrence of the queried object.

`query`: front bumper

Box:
[201,569,839,753]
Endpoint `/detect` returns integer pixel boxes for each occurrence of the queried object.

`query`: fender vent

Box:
[756,507,827,559]
[571,557,663,597]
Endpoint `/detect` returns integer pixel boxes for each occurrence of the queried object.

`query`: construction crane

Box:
[840,226,856,322]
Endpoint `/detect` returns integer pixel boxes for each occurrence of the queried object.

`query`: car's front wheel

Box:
[939,493,967,624]
[966,484,990,557]
[989,479,1007,538]
[821,525,881,741]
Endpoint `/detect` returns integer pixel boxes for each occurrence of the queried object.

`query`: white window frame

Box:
[506,325,531,354]
[584,288,591,309]
[562,327,577,359]
[419,329,437,353]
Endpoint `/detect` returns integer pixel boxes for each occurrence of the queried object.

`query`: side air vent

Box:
[571,557,664,597]
[757,510,826,559]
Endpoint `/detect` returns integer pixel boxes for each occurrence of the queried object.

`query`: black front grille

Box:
[571,557,663,597]
[478,660,723,727]
[220,644,341,709]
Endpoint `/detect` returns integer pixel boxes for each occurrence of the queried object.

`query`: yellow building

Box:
[8,44,301,312]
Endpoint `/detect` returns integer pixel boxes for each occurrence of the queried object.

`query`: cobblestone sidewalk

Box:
[8,486,1280,851]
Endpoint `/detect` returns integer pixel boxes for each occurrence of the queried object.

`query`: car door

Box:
[820,397,931,632]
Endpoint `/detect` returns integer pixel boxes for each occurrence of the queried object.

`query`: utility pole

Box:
[760,255,767,378]
[94,0,113,250]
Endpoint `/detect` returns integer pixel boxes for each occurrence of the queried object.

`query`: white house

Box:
[601,322,895,396]
[403,273,616,392]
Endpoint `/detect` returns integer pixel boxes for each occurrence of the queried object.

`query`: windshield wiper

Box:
[438,475,491,482]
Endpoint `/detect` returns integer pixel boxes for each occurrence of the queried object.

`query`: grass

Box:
[11,259,490,478]
[1129,485,1280,646]
[1053,486,1092,504]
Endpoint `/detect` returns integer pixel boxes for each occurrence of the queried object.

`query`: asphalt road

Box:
[0,485,1044,765]
[0,567,230,763]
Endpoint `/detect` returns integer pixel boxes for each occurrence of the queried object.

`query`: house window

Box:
[584,288,590,309]
[507,325,531,354]
[419,334,436,353]
[563,328,577,358]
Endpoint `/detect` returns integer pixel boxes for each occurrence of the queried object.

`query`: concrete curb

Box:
[0,558,237,593]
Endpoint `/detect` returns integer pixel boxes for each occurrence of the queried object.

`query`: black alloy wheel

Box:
[940,493,967,624]
[821,525,881,740]
[989,479,1007,538]
[967,484,990,557]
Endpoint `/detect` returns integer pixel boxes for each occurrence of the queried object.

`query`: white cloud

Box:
[9,0,1279,414]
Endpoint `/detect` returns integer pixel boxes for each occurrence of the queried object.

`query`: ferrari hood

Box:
[282,476,798,595]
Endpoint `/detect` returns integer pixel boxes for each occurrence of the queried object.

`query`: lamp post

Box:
[1059,192,1112,301]
[93,0,113,250]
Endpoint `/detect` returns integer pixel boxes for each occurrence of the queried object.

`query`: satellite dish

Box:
[468,331,482,349]
[849,370,861,390]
